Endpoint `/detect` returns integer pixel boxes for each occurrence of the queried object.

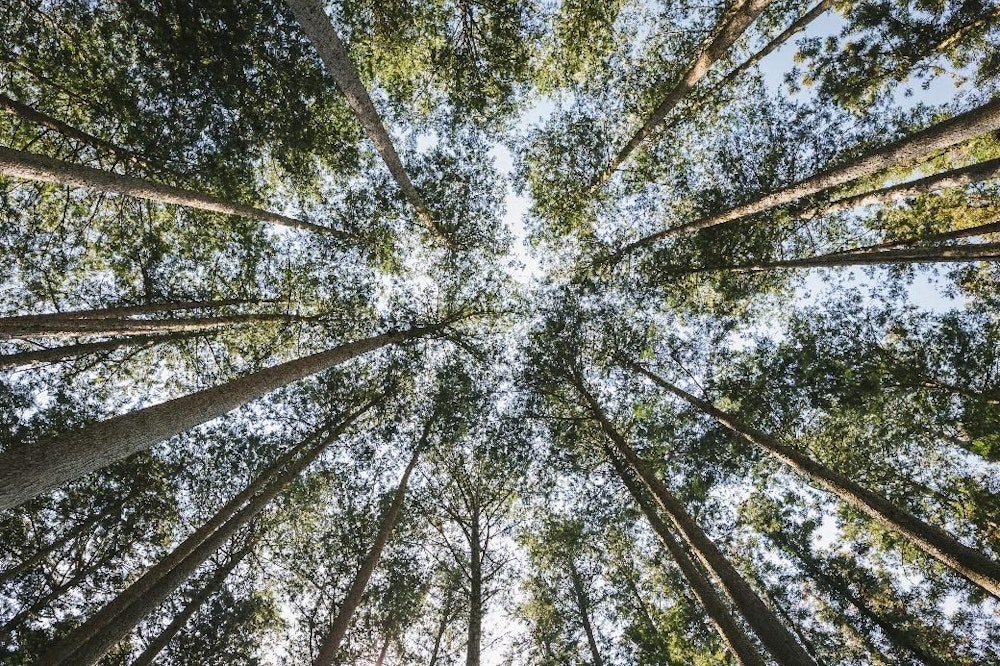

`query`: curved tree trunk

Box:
[283,0,450,245]
[313,442,424,666]
[590,0,776,189]
[0,323,440,511]
[38,411,368,666]
[575,377,817,666]
[604,445,768,666]
[631,363,1000,600]
[613,97,1000,260]
[0,146,348,237]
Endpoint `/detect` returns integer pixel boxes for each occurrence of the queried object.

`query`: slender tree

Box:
[0,312,309,340]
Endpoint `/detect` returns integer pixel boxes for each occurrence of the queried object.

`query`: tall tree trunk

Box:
[824,219,1000,257]
[590,0,776,189]
[631,363,1000,600]
[568,560,605,666]
[0,323,440,511]
[574,377,817,666]
[428,586,455,666]
[0,312,308,340]
[0,331,206,369]
[38,410,368,666]
[1,298,256,324]
[283,0,449,246]
[0,94,171,174]
[128,544,252,666]
[0,146,348,237]
[613,97,1000,260]
[604,444,768,666]
[313,442,424,666]
[466,511,483,666]
[374,634,391,666]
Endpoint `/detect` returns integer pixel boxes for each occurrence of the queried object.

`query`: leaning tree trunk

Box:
[631,363,1000,600]
[604,444,768,666]
[313,441,424,666]
[0,146,348,236]
[0,313,307,340]
[613,97,1000,260]
[466,510,483,666]
[0,331,207,369]
[575,377,817,666]
[590,0,776,189]
[128,543,253,666]
[283,0,449,245]
[568,560,606,666]
[0,323,440,511]
[38,411,367,666]
[0,298,256,324]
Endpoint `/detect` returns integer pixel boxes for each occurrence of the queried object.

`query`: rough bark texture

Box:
[0,313,305,340]
[605,445,768,666]
[39,413,366,666]
[0,146,345,236]
[615,98,1000,259]
[313,443,423,666]
[0,298,254,323]
[568,560,605,666]
[576,378,817,666]
[467,510,483,666]
[283,0,449,244]
[128,545,252,666]
[0,325,434,511]
[590,0,776,189]
[633,363,1000,600]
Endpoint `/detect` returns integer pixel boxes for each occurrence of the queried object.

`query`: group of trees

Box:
[1,0,998,664]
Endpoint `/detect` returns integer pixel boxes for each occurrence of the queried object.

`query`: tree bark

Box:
[466,510,483,666]
[604,445,768,666]
[428,586,455,666]
[0,313,308,340]
[0,298,256,324]
[283,0,450,245]
[313,442,424,666]
[631,363,1000,600]
[0,146,348,236]
[374,634,391,666]
[613,97,1000,260]
[38,411,368,666]
[574,377,817,666]
[590,0,776,189]
[568,560,605,666]
[128,545,252,666]
[0,331,205,369]
[0,323,439,511]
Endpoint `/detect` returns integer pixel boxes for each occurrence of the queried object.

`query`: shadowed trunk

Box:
[568,560,605,666]
[0,298,257,323]
[0,324,439,511]
[0,313,308,340]
[467,509,483,666]
[631,363,1000,600]
[613,98,1000,259]
[0,331,206,369]
[0,146,348,236]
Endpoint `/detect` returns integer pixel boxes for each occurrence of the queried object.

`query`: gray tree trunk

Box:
[0,331,205,369]
[632,363,1000,600]
[0,313,306,340]
[1,298,255,324]
[568,560,605,666]
[0,324,439,511]
[466,510,483,666]
[0,146,348,236]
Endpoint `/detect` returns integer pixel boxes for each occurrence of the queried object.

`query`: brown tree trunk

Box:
[428,586,455,666]
[374,634,391,666]
[568,560,605,666]
[1,298,256,324]
[614,97,1000,259]
[283,0,449,245]
[128,545,252,666]
[38,410,368,666]
[0,313,307,340]
[631,363,1000,600]
[466,510,483,666]
[313,442,424,666]
[0,331,206,369]
[590,0,776,189]
[575,377,817,666]
[0,324,439,511]
[0,146,348,236]
[604,444,768,666]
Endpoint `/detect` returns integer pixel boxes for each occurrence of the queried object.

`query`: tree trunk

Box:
[128,545,252,666]
[0,324,439,511]
[568,560,605,666]
[604,444,768,666]
[428,586,455,666]
[0,93,171,174]
[38,410,367,666]
[0,146,347,237]
[466,511,483,666]
[313,442,424,666]
[374,634,391,666]
[0,298,256,323]
[613,97,1000,259]
[631,363,1000,600]
[283,0,449,245]
[0,313,308,340]
[590,0,775,189]
[575,377,817,666]
[0,331,206,369]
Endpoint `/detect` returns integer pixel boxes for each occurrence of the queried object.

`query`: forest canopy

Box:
[1,0,999,664]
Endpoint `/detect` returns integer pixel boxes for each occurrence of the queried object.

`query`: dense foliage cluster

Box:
[1,0,999,664]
